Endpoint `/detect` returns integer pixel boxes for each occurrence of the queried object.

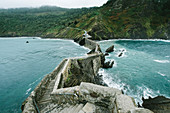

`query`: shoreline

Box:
[1,36,170,43]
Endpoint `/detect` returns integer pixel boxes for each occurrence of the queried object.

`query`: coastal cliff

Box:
[0,0,169,40]
[21,37,153,113]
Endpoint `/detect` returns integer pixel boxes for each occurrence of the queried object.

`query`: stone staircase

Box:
[38,79,55,110]
[37,59,70,112]
[40,103,84,113]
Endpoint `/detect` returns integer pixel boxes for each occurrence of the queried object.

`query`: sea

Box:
[0,38,170,112]
[99,39,170,105]
[0,37,89,113]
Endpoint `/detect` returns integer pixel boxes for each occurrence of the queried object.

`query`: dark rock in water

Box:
[26,41,29,43]
[103,60,114,68]
[118,49,125,57]
[33,38,35,39]
[105,45,114,53]
[118,52,123,57]
[104,52,109,56]
[87,48,96,54]
[142,96,170,113]
[138,102,142,108]
[79,38,85,46]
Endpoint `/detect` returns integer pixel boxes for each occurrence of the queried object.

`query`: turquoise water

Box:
[0,37,89,113]
[99,40,170,104]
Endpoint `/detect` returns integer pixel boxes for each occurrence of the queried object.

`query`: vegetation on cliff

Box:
[0,0,169,39]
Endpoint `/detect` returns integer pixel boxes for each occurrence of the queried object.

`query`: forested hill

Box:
[0,0,169,40]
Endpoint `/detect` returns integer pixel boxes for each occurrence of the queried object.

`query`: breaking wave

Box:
[154,60,170,63]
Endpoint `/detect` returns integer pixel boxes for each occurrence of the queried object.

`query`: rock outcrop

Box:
[103,60,114,68]
[142,96,170,113]
[106,45,114,53]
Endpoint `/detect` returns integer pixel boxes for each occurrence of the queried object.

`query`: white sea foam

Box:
[165,56,170,58]
[158,72,166,77]
[99,69,125,90]
[26,88,31,95]
[99,68,163,104]
[113,60,117,67]
[134,85,161,104]
[154,60,170,63]
[98,39,170,43]
[115,48,127,58]
[28,77,42,86]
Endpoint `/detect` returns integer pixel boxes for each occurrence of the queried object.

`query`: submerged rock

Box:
[105,45,114,53]
[26,41,29,43]
[142,96,170,113]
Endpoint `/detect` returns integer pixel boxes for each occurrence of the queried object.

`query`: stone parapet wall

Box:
[50,82,154,113]
[22,59,68,113]
[51,86,80,105]
[22,52,103,113]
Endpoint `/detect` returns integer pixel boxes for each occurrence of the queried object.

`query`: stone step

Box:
[72,104,84,113]
[38,99,52,104]
[40,103,59,113]
[60,106,70,113]
[69,104,78,113]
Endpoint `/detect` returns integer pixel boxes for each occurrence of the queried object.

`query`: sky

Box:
[0,0,108,9]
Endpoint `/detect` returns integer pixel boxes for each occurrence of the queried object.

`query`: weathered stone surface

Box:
[129,108,154,113]
[79,82,121,106]
[63,54,102,87]
[116,94,136,113]
[82,103,96,113]
[51,86,80,104]
[142,96,170,113]
[22,97,37,113]
[106,45,114,53]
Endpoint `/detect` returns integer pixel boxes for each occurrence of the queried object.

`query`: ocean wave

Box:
[26,88,31,95]
[113,60,117,67]
[154,60,170,63]
[157,72,166,77]
[115,48,127,58]
[99,69,126,90]
[98,69,163,104]
[165,56,170,58]
[28,77,42,86]
[99,39,170,43]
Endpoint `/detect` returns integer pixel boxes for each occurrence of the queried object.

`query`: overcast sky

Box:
[0,0,108,9]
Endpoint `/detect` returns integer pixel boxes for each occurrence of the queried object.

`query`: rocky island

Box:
[21,36,154,113]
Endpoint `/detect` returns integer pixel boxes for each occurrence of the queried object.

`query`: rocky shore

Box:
[21,37,154,113]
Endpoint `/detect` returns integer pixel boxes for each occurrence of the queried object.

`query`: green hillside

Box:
[0,0,169,40]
